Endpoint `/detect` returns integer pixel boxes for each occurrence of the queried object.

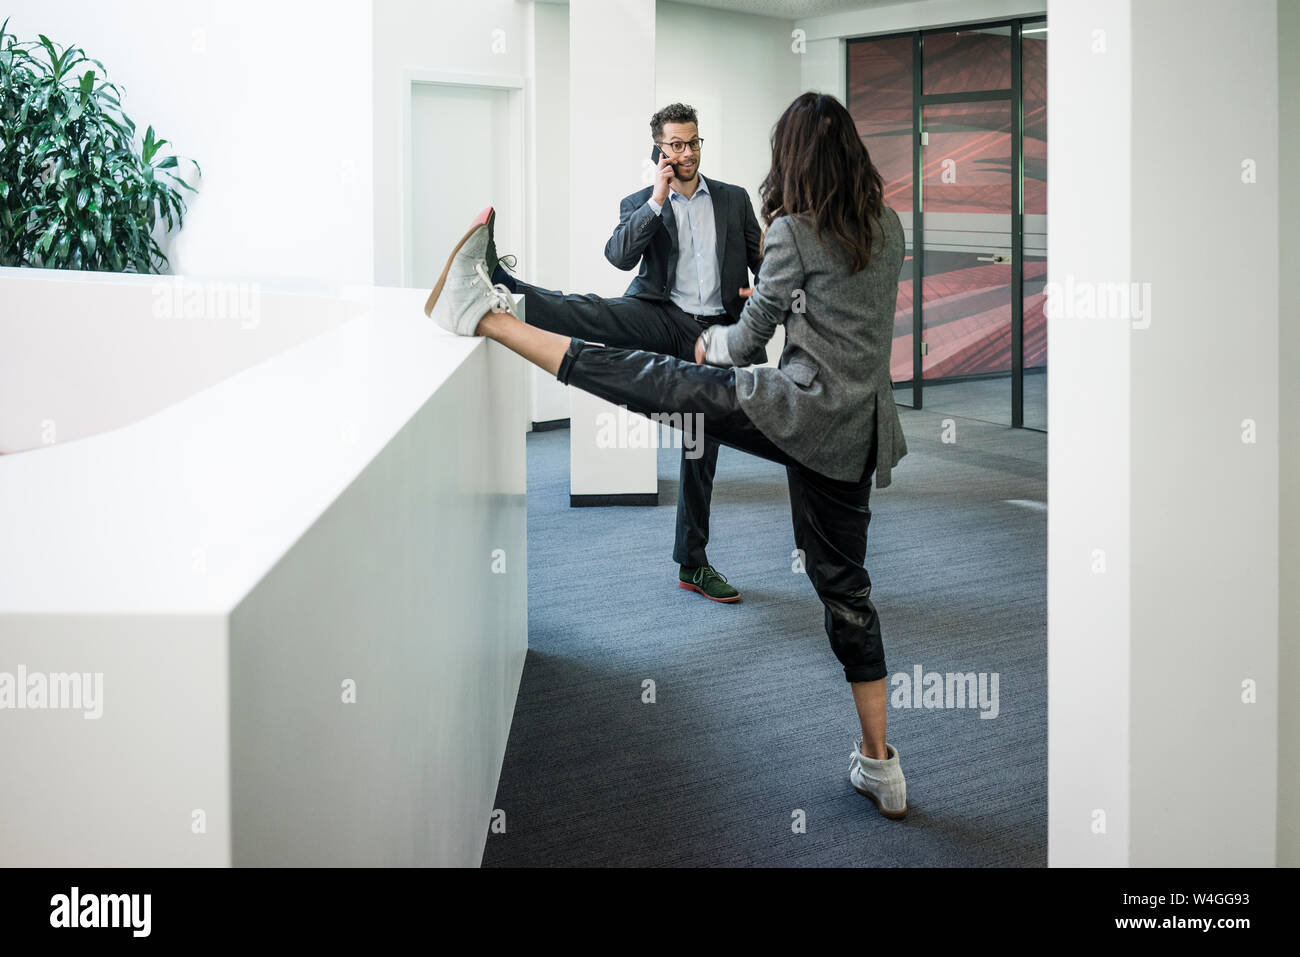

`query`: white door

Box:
[409,83,514,290]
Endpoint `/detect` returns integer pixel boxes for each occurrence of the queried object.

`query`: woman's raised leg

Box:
[433,215,785,464]
[474,311,801,470]
[476,309,567,376]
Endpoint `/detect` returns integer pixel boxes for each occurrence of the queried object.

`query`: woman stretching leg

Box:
[426,93,909,819]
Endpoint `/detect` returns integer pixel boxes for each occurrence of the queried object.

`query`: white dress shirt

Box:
[646,178,726,317]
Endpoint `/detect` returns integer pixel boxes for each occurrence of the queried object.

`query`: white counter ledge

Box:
[0,268,528,866]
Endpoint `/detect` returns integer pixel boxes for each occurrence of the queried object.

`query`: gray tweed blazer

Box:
[709,207,908,487]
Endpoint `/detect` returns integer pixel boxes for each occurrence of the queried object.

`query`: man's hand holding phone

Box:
[651,146,673,206]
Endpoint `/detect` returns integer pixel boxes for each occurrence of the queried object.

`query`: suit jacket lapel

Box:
[705,175,728,281]
[660,195,677,258]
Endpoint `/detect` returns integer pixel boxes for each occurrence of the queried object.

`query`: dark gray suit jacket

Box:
[711,208,908,488]
[603,175,763,320]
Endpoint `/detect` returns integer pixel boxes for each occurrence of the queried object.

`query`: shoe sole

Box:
[424,206,494,319]
[852,781,908,820]
[484,208,499,274]
[677,580,741,603]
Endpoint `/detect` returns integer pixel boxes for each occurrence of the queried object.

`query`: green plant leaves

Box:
[36,221,56,253]
[36,35,59,73]
[142,124,159,164]
[0,28,197,272]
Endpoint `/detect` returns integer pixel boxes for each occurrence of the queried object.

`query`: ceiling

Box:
[667,0,910,17]
[532,0,918,20]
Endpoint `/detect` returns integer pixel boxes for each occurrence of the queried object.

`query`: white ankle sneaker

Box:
[849,740,908,819]
[424,213,518,336]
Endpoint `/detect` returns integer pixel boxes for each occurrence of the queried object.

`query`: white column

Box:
[1126,0,1278,867]
[1049,0,1281,866]
[526,0,574,427]
[566,0,659,504]
[1046,0,1133,868]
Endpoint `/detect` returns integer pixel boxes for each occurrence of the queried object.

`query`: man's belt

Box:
[682,309,729,325]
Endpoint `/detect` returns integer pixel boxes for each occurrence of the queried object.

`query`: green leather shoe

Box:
[678,564,740,603]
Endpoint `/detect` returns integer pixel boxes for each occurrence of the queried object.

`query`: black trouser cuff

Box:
[491,264,518,293]
[844,663,889,684]
[556,336,587,384]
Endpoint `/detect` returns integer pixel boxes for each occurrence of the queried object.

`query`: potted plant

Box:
[0,18,199,272]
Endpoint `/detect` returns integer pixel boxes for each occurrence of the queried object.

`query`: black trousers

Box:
[556,337,887,684]
[509,276,721,568]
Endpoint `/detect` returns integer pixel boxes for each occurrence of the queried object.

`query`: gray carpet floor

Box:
[482,403,1047,867]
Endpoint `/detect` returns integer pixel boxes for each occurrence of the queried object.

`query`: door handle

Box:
[976,254,1012,264]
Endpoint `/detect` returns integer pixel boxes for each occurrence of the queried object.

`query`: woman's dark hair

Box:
[758,92,885,272]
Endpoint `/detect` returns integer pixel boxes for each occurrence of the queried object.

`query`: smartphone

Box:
[651,144,664,165]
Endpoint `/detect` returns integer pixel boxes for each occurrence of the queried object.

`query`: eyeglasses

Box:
[657,138,704,155]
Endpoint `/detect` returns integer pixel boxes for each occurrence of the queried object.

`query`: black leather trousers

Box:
[557,337,887,684]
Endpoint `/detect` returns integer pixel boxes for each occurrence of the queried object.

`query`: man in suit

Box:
[490,102,763,602]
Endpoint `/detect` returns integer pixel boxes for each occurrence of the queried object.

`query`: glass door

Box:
[847,20,1046,431]
[847,34,916,408]
[1022,19,1048,430]
[919,98,1014,426]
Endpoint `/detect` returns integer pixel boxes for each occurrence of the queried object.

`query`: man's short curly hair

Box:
[650,103,698,142]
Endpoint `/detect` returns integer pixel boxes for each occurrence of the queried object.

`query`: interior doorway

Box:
[406,78,519,291]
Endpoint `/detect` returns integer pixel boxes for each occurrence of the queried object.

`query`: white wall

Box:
[372,0,528,288]
[1127,0,1278,868]
[1280,0,1300,870]
[1045,0,1132,868]
[528,0,574,424]
[2,0,374,284]
[801,37,846,99]
[567,0,659,500]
